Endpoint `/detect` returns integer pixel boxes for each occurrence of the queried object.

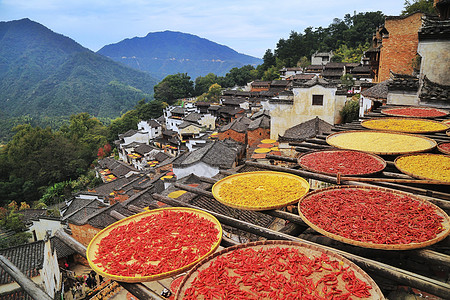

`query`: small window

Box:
[312,95,324,106]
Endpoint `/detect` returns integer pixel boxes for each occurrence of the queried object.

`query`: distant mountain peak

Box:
[98,31,262,80]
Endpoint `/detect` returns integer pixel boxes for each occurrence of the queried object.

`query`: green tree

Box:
[40,181,72,206]
[154,73,194,105]
[340,99,360,123]
[332,43,370,63]
[194,73,220,96]
[401,0,435,15]
[205,83,222,103]
[224,65,258,87]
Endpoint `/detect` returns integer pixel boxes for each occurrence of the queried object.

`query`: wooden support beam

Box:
[0,255,53,300]
[152,193,450,299]
[54,229,165,300]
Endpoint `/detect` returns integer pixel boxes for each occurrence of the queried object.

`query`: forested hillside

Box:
[0,18,158,142]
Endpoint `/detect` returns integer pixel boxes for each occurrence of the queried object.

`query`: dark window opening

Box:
[312,95,324,106]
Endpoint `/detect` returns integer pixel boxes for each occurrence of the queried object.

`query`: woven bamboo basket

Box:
[297,185,450,250]
[381,106,449,118]
[361,117,449,134]
[437,142,450,155]
[326,130,437,155]
[86,207,222,283]
[175,240,385,299]
[394,153,450,184]
[297,149,386,176]
[212,171,310,211]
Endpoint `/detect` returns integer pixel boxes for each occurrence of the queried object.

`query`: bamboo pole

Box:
[152,193,450,299]
[0,255,53,300]
[244,161,450,209]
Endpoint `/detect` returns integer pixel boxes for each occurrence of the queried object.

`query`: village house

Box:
[279,67,303,80]
[217,116,252,144]
[368,12,424,82]
[0,236,61,299]
[311,50,334,65]
[137,119,162,140]
[265,77,347,139]
[172,140,241,179]
[247,110,271,147]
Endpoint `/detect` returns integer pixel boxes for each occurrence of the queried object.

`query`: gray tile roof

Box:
[173,141,237,169]
[50,236,76,259]
[280,116,333,141]
[155,151,170,162]
[119,129,138,138]
[219,116,252,133]
[0,240,44,285]
[294,77,336,88]
[183,112,202,123]
[146,119,162,128]
[63,199,107,225]
[85,203,134,229]
[361,80,389,100]
[248,115,270,130]
[170,107,185,115]
[179,121,202,129]
[419,76,450,102]
[134,144,155,155]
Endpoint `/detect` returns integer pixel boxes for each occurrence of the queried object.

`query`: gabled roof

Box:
[388,72,419,92]
[361,80,390,100]
[293,76,336,88]
[63,198,107,225]
[50,236,76,259]
[0,240,44,285]
[173,141,237,169]
[134,144,155,156]
[170,107,185,115]
[222,98,246,106]
[84,202,134,229]
[145,119,161,128]
[119,129,138,138]
[270,80,290,87]
[155,151,170,162]
[184,112,202,123]
[219,116,252,133]
[251,110,270,120]
[280,117,333,142]
[110,162,139,177]
[248,115,270,130]
[351,65,372,74]
[291,74,316,81]
[179,121,202,129]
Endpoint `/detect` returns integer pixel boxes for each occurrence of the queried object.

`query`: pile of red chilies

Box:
[300,189,444,244]
[92,210,219,276]
[300,151,384,175]
[384,107,447,117]
[183,247,372,299]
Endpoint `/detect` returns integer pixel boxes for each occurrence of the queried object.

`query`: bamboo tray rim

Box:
[86,207,223,283]
[175,240,385,300]
[437,142,450,155]
[326,130,437,155]
[297,149,386,177]
[394,153,450,184]
[361,117,450,133]
[297,185,450,250]
[381,106,450,118]
[211,171,310,211]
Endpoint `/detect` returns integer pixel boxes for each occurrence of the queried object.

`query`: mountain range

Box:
[0,19,261,136]
[98,30,262,80]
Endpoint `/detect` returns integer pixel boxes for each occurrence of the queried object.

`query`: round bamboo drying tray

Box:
[437,142,450,155]
[394,153,450,183]
[212,171,309,211]
[326,130,437,155]
[381,106,449,118]
[298,185,450,250]
[86,207,222,282]
[361,118,449,134]
[175,240,385,300]
[297,149,386,176]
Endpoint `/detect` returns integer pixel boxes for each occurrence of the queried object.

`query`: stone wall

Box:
[247,128,270,147]
[218,129,247,144]
[69,223,101,247]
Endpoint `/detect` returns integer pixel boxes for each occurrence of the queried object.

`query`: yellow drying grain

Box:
[327,131,435,154]
[362,118,448,133]
[218,174,307,208]
[396,154,450,182]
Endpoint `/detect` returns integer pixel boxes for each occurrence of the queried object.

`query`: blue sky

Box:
[0,0,406,58]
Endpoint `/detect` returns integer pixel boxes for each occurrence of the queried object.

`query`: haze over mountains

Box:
[0,18,261,128]
[98,30,262,80]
